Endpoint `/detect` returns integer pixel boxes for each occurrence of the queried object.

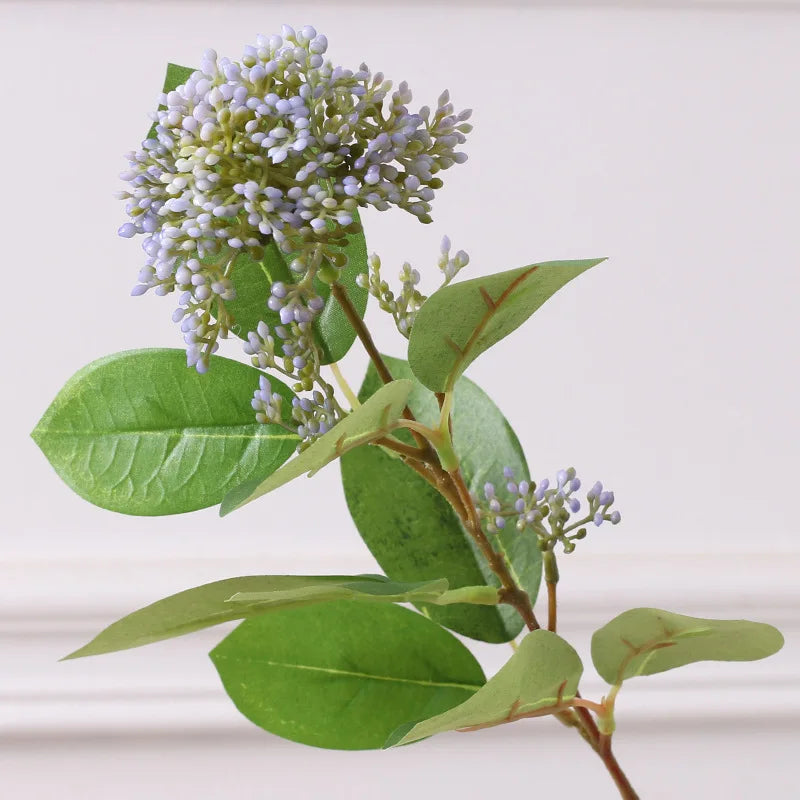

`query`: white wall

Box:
[2,3,799,798]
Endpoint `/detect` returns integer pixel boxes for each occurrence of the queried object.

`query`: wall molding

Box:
[2,553,797,741]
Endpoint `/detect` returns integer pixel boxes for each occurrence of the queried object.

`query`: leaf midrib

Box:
[34,427,299,441]
[215,656,483,692]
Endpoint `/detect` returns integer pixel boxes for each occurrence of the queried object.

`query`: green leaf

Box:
[591,607,785,684]
[407,259,605,392]
[32,349,297,516]
[226,212,369,364]
[340,356,541,643]
[146,63,195,139]
[63,574,489,660]
[63,574,389,659]
[220,378,414,515]
[210,601,486,750]
[385,629,583,747]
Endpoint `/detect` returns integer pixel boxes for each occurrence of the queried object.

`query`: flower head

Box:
[118,26,472,370]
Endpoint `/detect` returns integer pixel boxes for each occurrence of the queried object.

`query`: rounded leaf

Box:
[210,601,486,750]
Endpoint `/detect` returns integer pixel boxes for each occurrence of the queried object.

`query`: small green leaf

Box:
[210,601,486,750]
[220,378,414,515]
[385,630,583,747]
[226,213,369,364]
[32,349,297,516]
[591,607,785,684]
[63,574,392,659]
[341,356,540,643]
[407,259,605,392]
[146,63,195,139]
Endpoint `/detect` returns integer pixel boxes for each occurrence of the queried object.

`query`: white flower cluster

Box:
[118,25,472,371]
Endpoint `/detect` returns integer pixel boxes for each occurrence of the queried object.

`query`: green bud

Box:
[317,262,341,285]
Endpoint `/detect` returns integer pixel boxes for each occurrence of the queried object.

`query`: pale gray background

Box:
[1,3,799,799]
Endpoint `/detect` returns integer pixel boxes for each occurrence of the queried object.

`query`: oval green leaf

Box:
[407,259,605,392]
[220,378,414,515]
[386,629,583,747]
[591,607,785,684]
[210,601,486,750]
[226,213,369,364]
[32,349,297,516]
[340,356,541,643]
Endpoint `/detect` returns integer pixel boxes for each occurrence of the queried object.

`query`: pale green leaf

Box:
[210,601,486,749]
[63,574,393,659]
[591,607,785,684]
[220,378,414,515]
[385,630,583,747]
[407,259,605,392]
[32,349,297,516]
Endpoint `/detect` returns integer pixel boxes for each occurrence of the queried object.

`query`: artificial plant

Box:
[32,27,783,799]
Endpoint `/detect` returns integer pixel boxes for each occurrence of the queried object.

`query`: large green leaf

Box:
[591,608,785,685]
[385,630,583,747]
[63,574,493,660]
[210,601,486,750]
[407,259,605,392]
[146,62,195,140]
[226,212,369,364]
[340,356,541,643]
[32,349,297,516]
[220,378,414,515]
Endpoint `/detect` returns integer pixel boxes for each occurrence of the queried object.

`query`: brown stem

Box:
[372,436,428,462]
[448,469,541,632]
[331,281,436,459]
[331,282,395,384]
[597,735,639,800]
[547,581,557,632]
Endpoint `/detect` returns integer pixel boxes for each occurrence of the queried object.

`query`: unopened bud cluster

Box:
[473,467,621,554]
[357,236,469,337]
[117,25,471,369]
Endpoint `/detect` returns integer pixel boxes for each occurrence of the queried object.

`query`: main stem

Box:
[333,282,638,799]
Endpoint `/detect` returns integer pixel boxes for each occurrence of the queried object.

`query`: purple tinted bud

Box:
[483,482,495,499]
[506,482,518,494]
[569,478,581,492]
[518,480,530,496]
[610,511,621,524]
[131,284,148,296]
[599,491,615,507]
[514,498,525,513]
[593,512,604,527]
[587,481,603,500]
[118,222,137,238]
[556,469,569,488]
[567,497,581,513]
[495,517,506,530]
[502,466,514,480]
[489,498,501,513]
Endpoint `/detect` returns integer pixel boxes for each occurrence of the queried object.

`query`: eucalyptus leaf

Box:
[340,356,540,643]
[385,630,583,747]
[407,259,605,392]
[146,62,195,140]
[220,378,414,515]
[210,601,486,750]
[226,212,368,364]
[591,607,785,685]
[63,574,392,659]
[32,349,297,516]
